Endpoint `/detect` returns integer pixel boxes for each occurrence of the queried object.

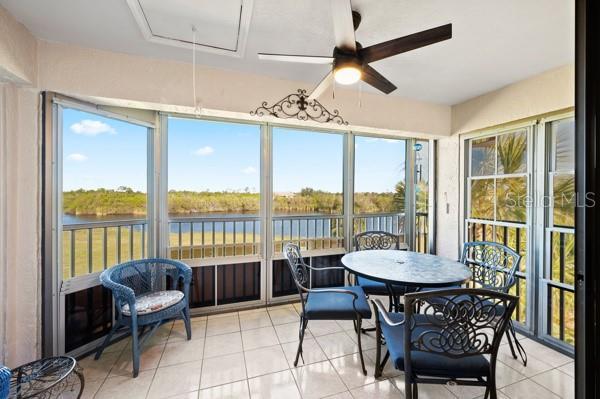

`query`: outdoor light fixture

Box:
[334,65,362,85]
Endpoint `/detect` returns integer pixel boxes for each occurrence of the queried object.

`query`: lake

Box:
[62,212,352,238]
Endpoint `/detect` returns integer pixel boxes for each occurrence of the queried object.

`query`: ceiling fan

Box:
[258,0,452,100]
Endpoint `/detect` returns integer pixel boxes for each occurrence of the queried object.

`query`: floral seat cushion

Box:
[122,290,184,316]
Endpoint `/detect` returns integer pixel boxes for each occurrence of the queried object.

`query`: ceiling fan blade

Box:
[331,0,356,52]
[361,65,397,94]
[258,53,334,64]
[308,71,334,101]
[360,24,452,63]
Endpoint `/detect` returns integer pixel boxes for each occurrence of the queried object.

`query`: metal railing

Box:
[62,219,147,279]
[272,214,344,253]
[168,216,261,260]
[466,219,528,324]
[415,212,429,253]
[353,212,405,242]
[546,227,575,345]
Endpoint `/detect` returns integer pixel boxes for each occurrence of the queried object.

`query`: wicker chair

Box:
[95,258,192,377]
[0,365,10,399]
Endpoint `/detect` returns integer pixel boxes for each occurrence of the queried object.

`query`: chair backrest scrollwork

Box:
[403,288,517,364]
[283,243,310,308]
[354,231,401,251]
[461,241,521,293]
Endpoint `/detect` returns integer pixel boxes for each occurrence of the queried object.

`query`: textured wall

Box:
[0,6,37,85]
[1,85,40,367]
[37,40,452,137]
[452,64,574,134]
[435,135,462,260]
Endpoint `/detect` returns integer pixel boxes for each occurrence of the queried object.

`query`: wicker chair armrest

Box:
[100,272,136,307]
[168,259,192,285]
[372,298,405,327]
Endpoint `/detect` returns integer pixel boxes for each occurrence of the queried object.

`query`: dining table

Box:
[341,249,472,310]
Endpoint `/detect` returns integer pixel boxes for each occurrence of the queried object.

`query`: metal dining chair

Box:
[423,241,526,366]
[461,241,527,366]
[283,242,372,375]
[372,288,518,399]
[353,231,410,312]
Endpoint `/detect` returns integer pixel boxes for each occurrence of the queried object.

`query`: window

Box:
[271,128,344,252]
[167,117,262,306]
[545,117,575,345]
[167,117,261,260]
[58,104,151,354]
[466,128,529,324]
[353,136,407,243]
[62,108,149,279]
[414,140,430,252]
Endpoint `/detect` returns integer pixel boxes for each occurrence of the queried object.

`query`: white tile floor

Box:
[79,302,574,399]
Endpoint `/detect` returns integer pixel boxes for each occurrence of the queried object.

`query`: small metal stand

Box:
[9,356,84,399]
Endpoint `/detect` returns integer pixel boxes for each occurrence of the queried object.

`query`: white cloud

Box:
[365,137,400,144]
[66,153,88,162]
[241,166,257,174]
[193,146,215,156]
[70,119,116,136]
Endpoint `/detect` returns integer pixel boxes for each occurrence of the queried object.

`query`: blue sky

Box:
[62,108,147,191]
[62,109,407,193]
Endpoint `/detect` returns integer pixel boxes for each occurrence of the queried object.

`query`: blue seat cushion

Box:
[304,286,372,320]
[380,312,490,378]
[356,276,411,296]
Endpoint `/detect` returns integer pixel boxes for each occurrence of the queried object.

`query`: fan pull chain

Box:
[358,80,363,108]
[192,25,201,115]
[333,79,336,100]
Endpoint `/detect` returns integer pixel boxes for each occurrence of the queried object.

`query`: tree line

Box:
[63,183,410,216]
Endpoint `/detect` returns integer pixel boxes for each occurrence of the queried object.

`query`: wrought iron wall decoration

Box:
[251,89,348,125]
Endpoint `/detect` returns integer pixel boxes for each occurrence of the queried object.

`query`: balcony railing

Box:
[547,227,575,345]
[63,212,424,277]
[62,219,148,279]
[415,212,429,253]
[272,214,345,253]
[168,216,261,260]
[467,220,527,324]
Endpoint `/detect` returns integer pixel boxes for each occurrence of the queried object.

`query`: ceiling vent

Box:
[126,0,253,57]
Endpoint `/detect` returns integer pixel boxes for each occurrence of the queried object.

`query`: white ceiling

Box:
[0,0,574,105]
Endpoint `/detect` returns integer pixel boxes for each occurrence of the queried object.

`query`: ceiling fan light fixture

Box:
[334,65,361,85]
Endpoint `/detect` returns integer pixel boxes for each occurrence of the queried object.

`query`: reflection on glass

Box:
[273,128,343,215]
[497,130,527,174]
[553,173,575,227]
[471,136,495,176]
[552,118,575,172]
[496,177,527,223]
[354,136,406,214]
[470,179,495,220]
